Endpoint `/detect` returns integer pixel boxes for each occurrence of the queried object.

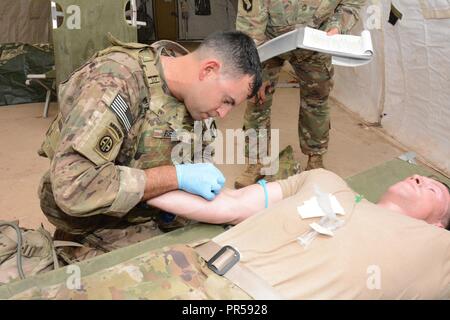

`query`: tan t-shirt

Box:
[213,169,450,299]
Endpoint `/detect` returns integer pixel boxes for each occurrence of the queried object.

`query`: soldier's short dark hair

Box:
[197,31,262,98]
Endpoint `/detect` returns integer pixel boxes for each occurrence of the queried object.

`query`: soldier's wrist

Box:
[142,166,178,200]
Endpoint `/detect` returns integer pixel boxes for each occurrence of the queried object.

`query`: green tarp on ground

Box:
[0,43,54,106]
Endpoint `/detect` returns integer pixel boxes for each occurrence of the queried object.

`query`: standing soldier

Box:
[38,31,262,257]
[235,0,366,188]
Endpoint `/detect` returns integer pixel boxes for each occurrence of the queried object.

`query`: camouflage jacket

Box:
[236,0,367,45]
[38,40,209,229]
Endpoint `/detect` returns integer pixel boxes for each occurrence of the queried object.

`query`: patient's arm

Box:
[147,181,284,225]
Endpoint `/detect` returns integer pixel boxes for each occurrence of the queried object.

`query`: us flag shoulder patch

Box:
[109,93,133,132]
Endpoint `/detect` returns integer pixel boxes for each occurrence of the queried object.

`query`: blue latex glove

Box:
[175,163,226,200]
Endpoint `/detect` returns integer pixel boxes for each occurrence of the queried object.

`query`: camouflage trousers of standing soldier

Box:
[244,49,334,158]
[10,244,252,300]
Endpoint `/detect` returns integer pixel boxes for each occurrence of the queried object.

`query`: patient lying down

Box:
[148,170,450,229]
[13,169,450,299]
[146,169,450,299]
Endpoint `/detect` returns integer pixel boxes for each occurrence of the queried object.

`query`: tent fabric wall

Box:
[0,0,51,44]
[331,0,450,174]
[178,0,237,40]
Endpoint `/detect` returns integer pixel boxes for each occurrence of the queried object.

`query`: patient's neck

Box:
[377,200,407,216]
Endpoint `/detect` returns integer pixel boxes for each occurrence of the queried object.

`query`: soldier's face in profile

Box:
[184,60,253,120]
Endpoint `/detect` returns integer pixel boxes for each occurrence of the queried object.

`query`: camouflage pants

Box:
[244,49,334,157]
[11,244,252,300]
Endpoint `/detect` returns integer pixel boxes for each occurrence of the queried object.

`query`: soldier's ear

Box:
[199,60,220,81]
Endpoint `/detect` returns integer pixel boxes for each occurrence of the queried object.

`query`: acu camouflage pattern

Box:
[237,0,366,44]
[265,145,301,181]
[237,0,365,157]
[0,223,56,285]
[10,244,252,300]
[235,145,302,188]
[244,51,334,157]
[38,41,214,246]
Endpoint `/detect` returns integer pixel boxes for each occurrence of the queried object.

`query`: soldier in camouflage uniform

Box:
[235,0,366,188]
[38,31,262,258]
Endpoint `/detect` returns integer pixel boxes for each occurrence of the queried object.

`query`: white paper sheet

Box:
[303,27,373,59]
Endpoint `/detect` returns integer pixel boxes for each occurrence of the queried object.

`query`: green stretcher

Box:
[0,158,448,299]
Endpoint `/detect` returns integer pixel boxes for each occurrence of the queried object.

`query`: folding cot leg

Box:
[43,89,51,118]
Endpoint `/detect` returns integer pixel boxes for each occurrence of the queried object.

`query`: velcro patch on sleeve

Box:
[109,93,133,132]
[153,129,176,139]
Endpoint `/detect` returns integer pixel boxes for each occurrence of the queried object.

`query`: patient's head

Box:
[378,175,450,229]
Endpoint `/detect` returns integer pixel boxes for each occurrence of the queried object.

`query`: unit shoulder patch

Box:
[98,135,114,153]
[93,123,123,162]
